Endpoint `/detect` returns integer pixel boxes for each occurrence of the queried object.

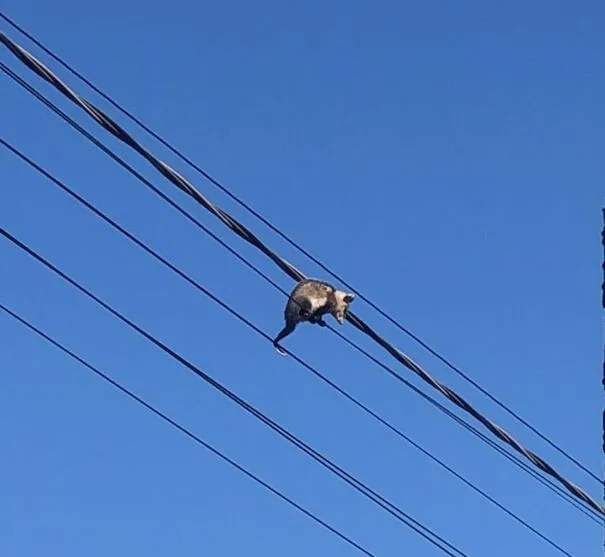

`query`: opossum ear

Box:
[344,294,355,304]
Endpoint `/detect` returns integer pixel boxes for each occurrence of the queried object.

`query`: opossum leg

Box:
[273,322,296,356]
[298,298,313,318]
[309,313,327,327]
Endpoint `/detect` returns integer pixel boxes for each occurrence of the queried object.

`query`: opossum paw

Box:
[309,313,325,326]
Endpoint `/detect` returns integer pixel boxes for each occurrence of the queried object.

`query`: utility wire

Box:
[1,69,602,527]
[0,302,379,557]
[0,9,599,486]
[1,72,601,527]
[0,225,470,557]
[1,36,603,516]
[0,140,597,531]
[1,137,590,555]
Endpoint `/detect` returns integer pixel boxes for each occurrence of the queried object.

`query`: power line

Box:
[0,225,469,557]
[0,9,598,487]
[0,70,602,526]
[0,303,380,557]
[1,137,592,554]
[1,74,601,528]
[0,40,602,516]
[2,70,572,522]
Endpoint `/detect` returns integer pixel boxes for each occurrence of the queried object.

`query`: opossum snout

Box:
[333,290,355,324]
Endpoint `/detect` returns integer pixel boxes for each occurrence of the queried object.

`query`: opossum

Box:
[273,279,355,355]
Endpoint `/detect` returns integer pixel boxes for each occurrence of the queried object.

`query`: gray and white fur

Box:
[273,279,355,355]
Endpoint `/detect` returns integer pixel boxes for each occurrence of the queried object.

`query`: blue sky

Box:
[1,1,604,555]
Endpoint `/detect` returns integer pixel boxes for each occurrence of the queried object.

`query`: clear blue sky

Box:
[1,1,603,555]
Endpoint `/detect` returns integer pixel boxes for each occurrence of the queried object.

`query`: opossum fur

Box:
[273,279,355,355]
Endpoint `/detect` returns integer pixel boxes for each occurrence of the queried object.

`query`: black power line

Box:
[0,226,472,557]
[1,57,603,519]
[0,302,380,557]
[1,68,602,526]
[1,142,598,556]
[0,9,599,487]
[7,307,402,556]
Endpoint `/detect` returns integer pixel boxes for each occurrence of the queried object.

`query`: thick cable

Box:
[1,136,591,552]
[1,37,603,515]
[0,10,598,486]
[0,303,379,557]
[1,70,602,526]
[0,225,470,557]
[2,69,586,522]
[3,76,602,528]
[1,65,602,526]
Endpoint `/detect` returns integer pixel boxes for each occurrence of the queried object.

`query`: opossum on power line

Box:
[273,279,355,355]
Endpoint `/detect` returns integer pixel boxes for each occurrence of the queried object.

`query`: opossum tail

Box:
[273,322,296,356]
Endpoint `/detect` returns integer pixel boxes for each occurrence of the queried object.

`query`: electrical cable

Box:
[0,225,470,557]
[3,69,581,520]
[1,68,602,525]
[0,46,602,516]
[0,9,599,486]
[2,136,592,553]
[0,302,380,557]
[0,72,601,526]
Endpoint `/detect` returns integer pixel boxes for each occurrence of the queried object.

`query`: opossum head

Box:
[331,290,355,324]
